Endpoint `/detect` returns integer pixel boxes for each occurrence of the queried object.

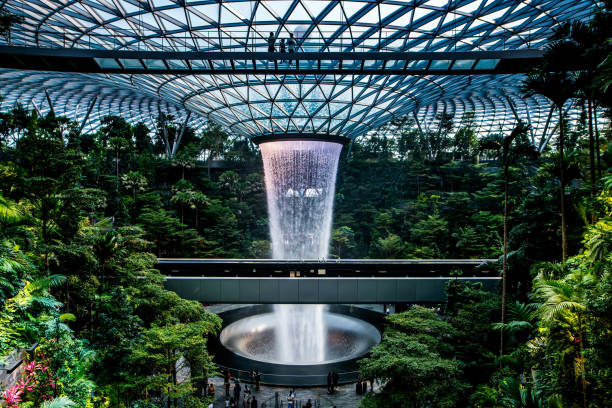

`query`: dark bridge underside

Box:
[0,46,542,75]
[158,258,500,304]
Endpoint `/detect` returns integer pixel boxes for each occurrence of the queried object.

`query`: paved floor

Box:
[208,375,379,408]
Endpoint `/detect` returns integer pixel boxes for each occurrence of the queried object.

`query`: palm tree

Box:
[39,397,76,408]
[522,71,577,262]
[492,301,537,337]
[551,20,610,212]
[479,122,538,356]
[0,240,30,303]
[533,267,593,408]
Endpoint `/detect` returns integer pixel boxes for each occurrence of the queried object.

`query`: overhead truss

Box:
[0,0,599,145]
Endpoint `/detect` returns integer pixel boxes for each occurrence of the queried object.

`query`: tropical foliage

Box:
[0,2,610,407]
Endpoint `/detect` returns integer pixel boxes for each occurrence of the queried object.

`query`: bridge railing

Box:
[2,28,538,52]
[217,364,361,387]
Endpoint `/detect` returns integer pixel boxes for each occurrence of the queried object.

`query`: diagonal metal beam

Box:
[538,104,556,152]
[78,95,98,135]
[44,88,55,116]
[158,107,172,158]
[171,111,192,157]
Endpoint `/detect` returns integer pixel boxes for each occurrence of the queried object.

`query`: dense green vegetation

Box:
[0,2,610,408]
[358,4,612,408]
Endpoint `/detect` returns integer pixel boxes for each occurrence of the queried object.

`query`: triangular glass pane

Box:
[161,17,183,31]
[342,1,365,21]
[188,10,209,28]
[96,8,118,22]
[261,1,293,20]
[412,7,432,23]
[221,5,242,24]
[254,3,277,23]
[287,2,311,23]
[303,0,329,19]
[388,9,412,27]
[230,1,255,20]
[356,6,379,25]
[419,16,441,31]
[321,3,343,23]
[119,0,141,14]
[192,4,219,21]
[456,0,483,15]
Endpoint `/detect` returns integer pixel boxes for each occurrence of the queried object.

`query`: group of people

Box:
[355,374,373,395]
[268,32,297,53]
[326,371,340,394]
[222,368,261,408]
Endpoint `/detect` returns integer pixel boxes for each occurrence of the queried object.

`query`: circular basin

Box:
[219,309,381,365]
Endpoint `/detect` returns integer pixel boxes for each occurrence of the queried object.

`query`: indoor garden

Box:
[0,0,611,407]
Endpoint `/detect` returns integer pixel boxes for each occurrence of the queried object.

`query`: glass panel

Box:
[190,60,209,69]
[119,59,145,69]
[474,59,500,70]
[142,59,167,69]
[385,60,404,69]
[94,58,121,69]
[406,60,428,70]
[166,60,189,69]
[451,59,476,70]
[429,60,452,70]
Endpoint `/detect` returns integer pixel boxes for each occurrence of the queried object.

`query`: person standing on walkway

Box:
[233,380,242,404]
[287,33,296,53]
[267,32,276,52]
[255,370,261,390]
[287,389,296,408]
[327,372,332,393]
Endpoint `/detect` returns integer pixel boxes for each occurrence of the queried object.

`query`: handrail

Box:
[215,364,361,388]
[2,28,537,53]
[216,364,361,378]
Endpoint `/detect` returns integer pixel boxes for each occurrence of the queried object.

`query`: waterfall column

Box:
[259,139,343,259]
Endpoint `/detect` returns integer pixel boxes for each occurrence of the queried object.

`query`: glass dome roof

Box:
[0,0,597,142]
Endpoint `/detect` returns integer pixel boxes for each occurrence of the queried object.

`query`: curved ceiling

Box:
[0,0,597,142]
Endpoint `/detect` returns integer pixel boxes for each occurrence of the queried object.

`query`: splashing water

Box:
[274,304,327,364]
[260,140,342,363]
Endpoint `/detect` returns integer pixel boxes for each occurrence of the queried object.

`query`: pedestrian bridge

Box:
[159,258,500,304]
[0,46,541,76]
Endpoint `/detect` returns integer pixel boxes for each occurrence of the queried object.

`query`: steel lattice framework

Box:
[0,0,598,144]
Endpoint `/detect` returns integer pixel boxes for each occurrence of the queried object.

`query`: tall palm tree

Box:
[522,71,577,262]
[479,122,538,356]
[550,20,609,208]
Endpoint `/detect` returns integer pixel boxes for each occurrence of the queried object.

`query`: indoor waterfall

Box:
[260,139,343,363]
